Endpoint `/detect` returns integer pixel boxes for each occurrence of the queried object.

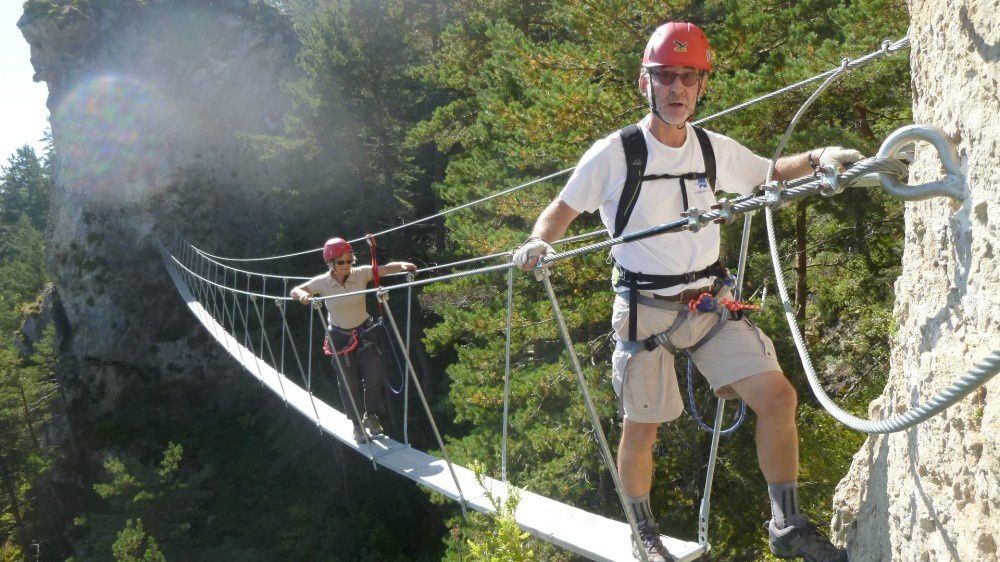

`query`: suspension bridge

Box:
[157,36,999,561]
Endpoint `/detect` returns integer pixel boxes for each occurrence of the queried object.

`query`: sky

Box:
[1,1,49,165]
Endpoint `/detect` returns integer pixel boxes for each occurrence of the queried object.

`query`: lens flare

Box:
[53,74,179,204]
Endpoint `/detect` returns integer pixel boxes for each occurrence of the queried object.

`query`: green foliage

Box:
[111,519,167,562]
[71,442,210,561]
[447,462,537,562]
[0,145,51,232]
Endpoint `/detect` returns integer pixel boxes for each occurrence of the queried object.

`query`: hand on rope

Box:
[513,236,555,271]
[810,146,864,173]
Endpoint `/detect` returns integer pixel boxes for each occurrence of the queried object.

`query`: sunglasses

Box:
[648,69,704,87]
[332,256,356,266]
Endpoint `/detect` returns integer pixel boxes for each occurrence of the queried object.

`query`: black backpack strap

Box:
[614,125,647,238]
[692,125,716,192]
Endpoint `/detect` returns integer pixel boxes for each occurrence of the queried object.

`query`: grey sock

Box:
[767,482,800,528]
[627,493,654,525]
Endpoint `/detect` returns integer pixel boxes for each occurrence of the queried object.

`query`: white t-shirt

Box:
[300,265,374,329]
[559,116,770,295]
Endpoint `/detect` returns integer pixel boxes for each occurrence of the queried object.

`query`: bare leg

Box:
[728,370,798,482]
[617,419,661,496]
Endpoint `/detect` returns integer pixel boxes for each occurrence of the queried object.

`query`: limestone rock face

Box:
[17,0,299,414]
[831,2,999,560]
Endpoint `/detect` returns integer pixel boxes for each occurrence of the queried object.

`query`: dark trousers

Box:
[327,319,387,425]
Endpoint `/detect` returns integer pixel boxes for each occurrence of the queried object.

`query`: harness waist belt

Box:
[614,260,728,291]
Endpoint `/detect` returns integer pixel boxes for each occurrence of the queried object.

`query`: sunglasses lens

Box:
[652,70,701,86]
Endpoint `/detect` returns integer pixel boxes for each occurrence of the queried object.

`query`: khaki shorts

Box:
[610,289,781,423]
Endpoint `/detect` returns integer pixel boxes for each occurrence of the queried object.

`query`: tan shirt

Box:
[300,265,374,329]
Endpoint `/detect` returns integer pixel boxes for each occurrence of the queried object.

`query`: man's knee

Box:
[620,419,660,451]
[738,371,797,417]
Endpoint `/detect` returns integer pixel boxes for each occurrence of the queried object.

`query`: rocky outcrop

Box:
[831,2,999,560]
[18,0,300,415]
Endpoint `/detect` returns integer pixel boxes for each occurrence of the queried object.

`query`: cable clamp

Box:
[710,198,735,224]
[818,164,844,197]
[763,181,785,209]
[681,207,705,232]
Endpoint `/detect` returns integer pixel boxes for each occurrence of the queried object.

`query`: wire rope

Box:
[192,37,909,264]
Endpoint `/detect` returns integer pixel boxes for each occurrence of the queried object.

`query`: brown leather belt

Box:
[645,286,712,303]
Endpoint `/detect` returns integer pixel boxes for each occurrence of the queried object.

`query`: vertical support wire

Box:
[318,310,378,467]
[244,274,252,350]
[190,252,225,345]
[228,275,266,386]
[279,280,289,407]
[249,293,288,403]
[306,302,319,429]
[379,291,468,518]
[403,273,414,445]
[275,301,323,425]
[501,266,514,482]
[698,398,728,548]
[536,270,649,562]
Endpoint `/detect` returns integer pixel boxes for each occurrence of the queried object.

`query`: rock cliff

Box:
[18,0,300,414]
[832,1,999,559]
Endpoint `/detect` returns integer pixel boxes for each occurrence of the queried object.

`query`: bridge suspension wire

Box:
[191,35,910,264]
[188,226,608,298]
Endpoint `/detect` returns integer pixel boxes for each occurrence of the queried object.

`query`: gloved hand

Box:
[513,237,554,271]
[817,146,864,173]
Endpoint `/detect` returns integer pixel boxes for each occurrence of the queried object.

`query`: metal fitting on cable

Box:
[763,181,785,209]
[711,198,735,224]
[881,38,892,56]
[876,124,965,201]
[531,261,551,282]
[274,299,286,310]
[818,165,844,197]
[681,207,705,232]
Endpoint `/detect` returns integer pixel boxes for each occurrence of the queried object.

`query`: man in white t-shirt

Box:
[291,237,417,443]
[513,22,857,562]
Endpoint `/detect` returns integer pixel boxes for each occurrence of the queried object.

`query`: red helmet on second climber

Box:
[642,22,712,71]
[322,237,352,262]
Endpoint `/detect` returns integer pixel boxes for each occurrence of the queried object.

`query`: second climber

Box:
[290,237,417,443]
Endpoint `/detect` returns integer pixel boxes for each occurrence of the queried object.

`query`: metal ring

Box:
[876,124,965,201]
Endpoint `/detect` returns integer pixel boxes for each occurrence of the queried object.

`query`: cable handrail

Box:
[186,226,611,294]
[190,36,909,263]
[171,159,904,306]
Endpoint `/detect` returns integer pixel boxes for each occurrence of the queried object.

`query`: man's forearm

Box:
[772,150,818,182]
[530,198,580,243]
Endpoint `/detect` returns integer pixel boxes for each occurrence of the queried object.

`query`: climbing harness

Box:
[614,123,724,343]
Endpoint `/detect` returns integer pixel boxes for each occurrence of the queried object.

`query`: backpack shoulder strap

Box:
[615,124,648,238]
[692,125,717,192]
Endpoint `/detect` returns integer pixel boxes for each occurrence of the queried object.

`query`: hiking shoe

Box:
[631,519,673,562]
[352,424,367,443]
[767,517,848,561]
[362,413,384,438]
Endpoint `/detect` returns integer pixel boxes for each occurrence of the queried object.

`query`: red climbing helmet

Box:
[322,237,352,262]
[642,22,712,71]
